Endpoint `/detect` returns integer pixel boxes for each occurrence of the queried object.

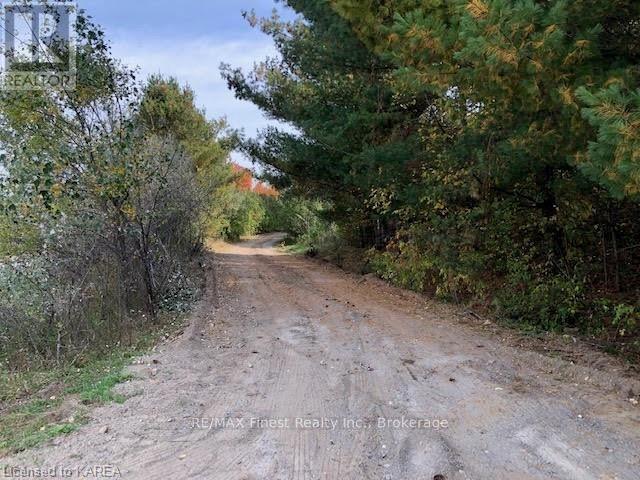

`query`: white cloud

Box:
[111,36,279,157]
[110,34,294,171]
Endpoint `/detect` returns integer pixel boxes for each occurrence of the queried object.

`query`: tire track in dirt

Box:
[2,233,639,479]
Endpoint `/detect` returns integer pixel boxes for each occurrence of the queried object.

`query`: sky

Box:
[80,0,295,168]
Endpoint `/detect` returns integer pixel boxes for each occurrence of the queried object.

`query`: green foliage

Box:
[140,76,234,194]
[0,214,39,257]
[259,194,368,270]
[494,264,586,331]
[611,303,640,337]
[0,13,237,366]
[576,85,640,198]
[260,195,326,238]
[225,190,267,241]
[226,0,640,350]
[222,2,420,233]
[259,196,291,233]
[0,314,185,454]
[368,248,434,293]
[367,231,482,302]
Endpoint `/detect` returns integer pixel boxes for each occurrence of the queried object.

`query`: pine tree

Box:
[228,0,640,337]
[223,0,427,235]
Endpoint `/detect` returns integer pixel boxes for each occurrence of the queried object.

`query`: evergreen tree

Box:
[222,1,428,238]
[226,0,640,343]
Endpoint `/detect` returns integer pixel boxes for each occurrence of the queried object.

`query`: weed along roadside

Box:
[4,234,638,479]
[0,312,189,454]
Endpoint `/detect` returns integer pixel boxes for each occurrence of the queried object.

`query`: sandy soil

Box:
[3,233,640,480]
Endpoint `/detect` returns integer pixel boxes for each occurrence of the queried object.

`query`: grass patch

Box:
[64,353,137,405]
[2,415,83,454]
[0,314,187,456]
[283,242,312,255]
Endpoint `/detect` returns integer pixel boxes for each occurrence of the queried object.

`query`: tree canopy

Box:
[225,0,640,347]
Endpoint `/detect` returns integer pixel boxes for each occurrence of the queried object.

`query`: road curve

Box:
[4,233,639,479]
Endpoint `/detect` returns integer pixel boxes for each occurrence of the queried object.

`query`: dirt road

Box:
[4,234,640,479]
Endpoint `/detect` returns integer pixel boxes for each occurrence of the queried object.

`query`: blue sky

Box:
[80,0,294,167]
